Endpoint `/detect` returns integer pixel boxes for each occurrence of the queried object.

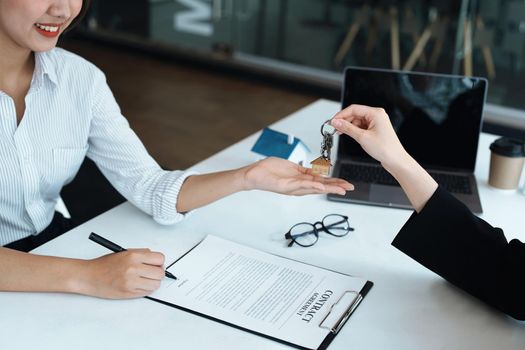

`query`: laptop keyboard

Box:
[339,164,473,194]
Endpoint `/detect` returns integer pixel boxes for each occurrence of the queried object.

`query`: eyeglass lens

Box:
[322,214,352,237]
[289,223,318,247]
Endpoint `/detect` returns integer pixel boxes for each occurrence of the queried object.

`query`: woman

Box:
[330,104,525,320]
[0,0,353,299]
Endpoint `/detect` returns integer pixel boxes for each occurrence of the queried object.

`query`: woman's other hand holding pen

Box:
[76,249,166,299]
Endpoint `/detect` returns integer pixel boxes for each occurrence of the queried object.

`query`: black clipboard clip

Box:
[318,291,364,334]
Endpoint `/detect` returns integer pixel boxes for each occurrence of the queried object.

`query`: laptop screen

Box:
[339,67,487,172]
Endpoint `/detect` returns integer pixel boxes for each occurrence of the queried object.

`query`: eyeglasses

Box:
[284,214,354,247]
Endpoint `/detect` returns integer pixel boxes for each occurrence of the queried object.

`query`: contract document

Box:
[149,235,373,350]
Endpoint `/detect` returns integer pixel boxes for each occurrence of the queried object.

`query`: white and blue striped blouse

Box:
[0,48,194,246]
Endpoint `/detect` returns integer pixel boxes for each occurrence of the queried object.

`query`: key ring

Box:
[321,119,336,136]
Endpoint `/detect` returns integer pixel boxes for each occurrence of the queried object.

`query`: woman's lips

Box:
[34,23,61,38]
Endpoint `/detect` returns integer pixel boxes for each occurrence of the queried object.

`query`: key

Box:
[310,120,335,177]
[322,132,333,161]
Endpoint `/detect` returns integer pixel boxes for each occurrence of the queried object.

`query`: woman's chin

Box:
[30,39,59,52]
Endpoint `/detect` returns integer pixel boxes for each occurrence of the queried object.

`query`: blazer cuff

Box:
[391,186,451,253]
[390,186,494,269]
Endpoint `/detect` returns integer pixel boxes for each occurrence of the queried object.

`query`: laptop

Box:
[328,67,488,213]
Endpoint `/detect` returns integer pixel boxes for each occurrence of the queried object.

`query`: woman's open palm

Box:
[244,157,353,196]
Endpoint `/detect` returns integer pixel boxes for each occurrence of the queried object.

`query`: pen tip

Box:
[165,271,177,280]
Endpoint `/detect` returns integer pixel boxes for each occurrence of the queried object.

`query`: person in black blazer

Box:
[330,104,525,321]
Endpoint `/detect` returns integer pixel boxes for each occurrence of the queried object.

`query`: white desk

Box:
[1,99,524,350]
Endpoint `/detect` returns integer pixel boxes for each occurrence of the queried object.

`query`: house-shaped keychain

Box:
[310,157,332,177]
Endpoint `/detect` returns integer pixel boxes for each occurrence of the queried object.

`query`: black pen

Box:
[89,232,177,280]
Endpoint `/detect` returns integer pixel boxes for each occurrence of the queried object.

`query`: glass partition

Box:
[80,0,525,114]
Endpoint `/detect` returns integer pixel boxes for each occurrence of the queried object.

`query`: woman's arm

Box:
[392,187,525,320]
[87,67,353,223]
[176,157,353,213]
[0,246,166,299]
[330,104,525,320]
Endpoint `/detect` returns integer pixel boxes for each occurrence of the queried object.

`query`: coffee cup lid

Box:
[490,137,525,157]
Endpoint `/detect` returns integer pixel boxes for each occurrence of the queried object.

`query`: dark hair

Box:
[67,0,92,31]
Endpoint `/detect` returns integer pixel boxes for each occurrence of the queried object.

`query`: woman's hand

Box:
[330,104,408,168]
[77,249,166,299]
[330,104,437,212]
[243,157,353,196]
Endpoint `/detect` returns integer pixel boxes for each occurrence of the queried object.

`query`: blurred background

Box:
[59,0,525,222]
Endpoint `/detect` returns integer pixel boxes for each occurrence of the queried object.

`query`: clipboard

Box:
[146,235,373,350]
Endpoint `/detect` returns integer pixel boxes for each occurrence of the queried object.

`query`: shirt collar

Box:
[34,50,58,87]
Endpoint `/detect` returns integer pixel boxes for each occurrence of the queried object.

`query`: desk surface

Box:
[1,100,524,350]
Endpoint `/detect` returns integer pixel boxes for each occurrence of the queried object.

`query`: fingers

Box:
[126,249,165,266]
[86,249,167,299]
[120,266,162,298]
[138,263,165,281]
[331,104,384,123]
[291,184,347,196]
[330,104,389,141]
[127,249,166,284]
[282,177,326,195]
[303,171,354,190]
[323,178,354,191]
[331,118,364,142]
[320,178,354,194]
[289,176,353,196]
[292,172,354,195]
[140,251,165,267]
[135,277,162,292]
[290,188,326,196]
[297,179,326,192]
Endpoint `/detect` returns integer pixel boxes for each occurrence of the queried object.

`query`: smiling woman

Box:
[0,0,83,52]
[0,0,353,299]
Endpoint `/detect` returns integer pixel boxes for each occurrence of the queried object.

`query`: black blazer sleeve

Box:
[392,187,525,320]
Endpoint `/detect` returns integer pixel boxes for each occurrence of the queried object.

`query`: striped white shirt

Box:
[0,48,194,246]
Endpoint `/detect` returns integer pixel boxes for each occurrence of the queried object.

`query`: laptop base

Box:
[329,161,483,214]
